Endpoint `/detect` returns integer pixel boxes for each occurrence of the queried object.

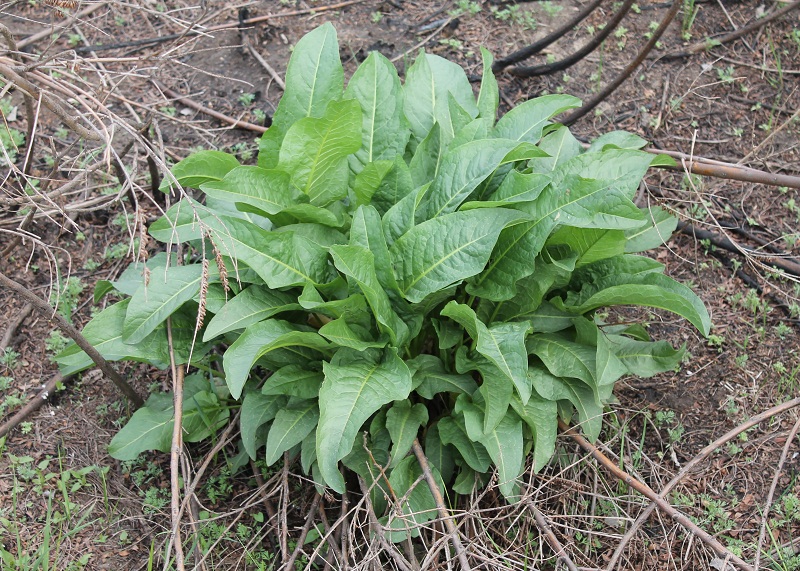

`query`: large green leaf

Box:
[223,319,332,399]
[258,23,343,168]
[203,285,299,341]
[476,47,499,122]
[390,208,528,303]
[557,264,711,336]
[425,423,455,483]
[458,399,524,501]
[348,205,399,293]
[403,52,478,147]
[265,398,320,464]
[203,216,335,288]
[108,388,227,460]
[261,365,324,399]
[148,199,213,244]
[199,166,302,217]
[316,349,412,492]
[241,391,287,459]
[510,393,558,473]
[411,354,477,399]
[409,123,444,188]
[442,301,531,405]
[386,400,428,467]
[55,300,167,375]
[355,157,414,216]
[605,334,685,376]
[624,206,678,252]
[278,99,362,206]
[437,414,491,473]
[344,52,409,173]
[529,366,604,441]
[122,264,204,344]
[318,317,386,350]
[493,94,581,143]
[330,244,409,346]
[546,227,627,267]
[161,150,239,191]
[416,139,524,220]
[527,125,583,172]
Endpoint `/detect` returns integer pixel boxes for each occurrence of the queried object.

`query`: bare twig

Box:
[153,81,267,133]
[0,373,70,439]
[280,451,290,563]
[243,36,286,91]
[0,303,32,353]
[664,0,800,59]
[357,476,415,571]
[166,318,186,571]
[391,18,453,63]
[648,147,800,189]
[754,416,800,570]
[0,270,143,407]
[559,420,755,571]
[492,0,605,71]
[283,493,322,571]
[16,2,105,50]
[526,499,579,571]
[509,0,635,78]
[563,0,681,125]
[318,498,345,564]
[411,439,472,571]
[609,396,800,569]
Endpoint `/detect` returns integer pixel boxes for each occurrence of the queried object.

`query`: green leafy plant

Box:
[55,24,709,527]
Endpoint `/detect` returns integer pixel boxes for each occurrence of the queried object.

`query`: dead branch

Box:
[153,81,267,134]
[492,0,605,72]
[411,439,472,571]
[606,396,800,569]
[755,415,800,569]
[508,0,634,78]
[664,0,800,60]
[0,270,144,408]
[166,318,186,571]
[525,499,579,571]
[564,0,681,125]
[559,419,755,571]
[0,302,32,353]
[648,147,800,189]
[0,372,70,439]
[68,0,368,54]
[0,61,102,141]
[358,476,415,571]
[677,222,800,278]
[283,493,322,571]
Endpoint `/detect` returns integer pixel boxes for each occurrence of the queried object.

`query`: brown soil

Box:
[1,1,800,569]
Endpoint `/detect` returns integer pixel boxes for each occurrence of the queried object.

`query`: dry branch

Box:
[492,0,605,72]
[563,0,681,125]
[559,420,755,571]
[153,81,267,134]
[0,302,32,352]
[0,372,70,439]
[358,476,415,571]
[664,0,800,59]
[411,439,472,571]
[0,270,144,407]
[283,493,323,571]
[526,499,579,571]
[606,395,800,570]
[508,0,634,78]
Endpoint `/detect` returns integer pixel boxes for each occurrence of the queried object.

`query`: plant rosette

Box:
[57,23,709,532]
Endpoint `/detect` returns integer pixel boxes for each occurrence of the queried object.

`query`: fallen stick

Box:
[525,499,579,571]
[283,493,322,571]
[0,373,70,438]
[0,270,144,408]
[0,302,32,353]
[606,395,800,570]
[492,0,605,72]
[649,147,800,190]
[563,0,681,125]
[509,0,634,78]
[663,0,800,60]
[357,476,414,571]
[153,81,267,134]
[411,439,472,571]
[559,419,755,571]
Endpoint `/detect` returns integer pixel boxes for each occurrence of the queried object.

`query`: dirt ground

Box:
[1,0,800,569]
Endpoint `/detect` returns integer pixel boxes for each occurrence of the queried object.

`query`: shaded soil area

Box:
[1,0,800,569]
